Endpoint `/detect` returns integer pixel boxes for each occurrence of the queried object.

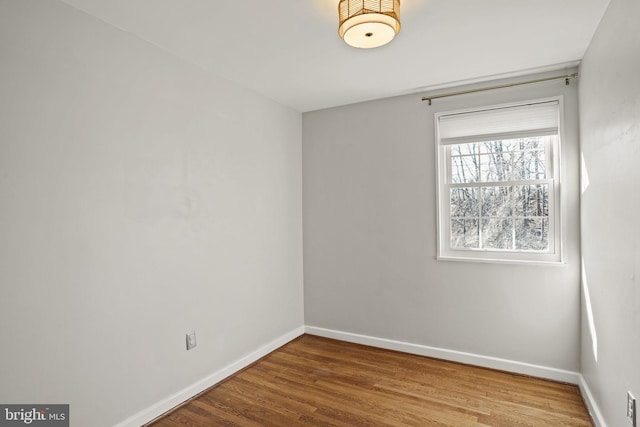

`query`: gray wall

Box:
[303,72,581,371]
[0,1,303,426]
[579,0,640,425]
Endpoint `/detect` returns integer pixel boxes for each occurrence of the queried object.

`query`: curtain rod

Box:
[421,73,579,105]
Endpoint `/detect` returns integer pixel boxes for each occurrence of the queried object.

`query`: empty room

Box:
[0,0,638,426]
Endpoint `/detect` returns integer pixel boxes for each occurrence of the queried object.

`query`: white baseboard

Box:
[114,326,305,427]
[578,375,608,427]
[305,326,581,385]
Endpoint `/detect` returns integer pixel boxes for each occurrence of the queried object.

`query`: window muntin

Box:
[435,99,563,264]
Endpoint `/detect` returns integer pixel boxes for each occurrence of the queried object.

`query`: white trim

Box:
[305,326,580,385]
[436,255,567,267]
[114,326,305,427]
[578,375,608,427]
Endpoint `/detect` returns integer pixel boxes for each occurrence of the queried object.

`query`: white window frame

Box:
[434,97,564,265]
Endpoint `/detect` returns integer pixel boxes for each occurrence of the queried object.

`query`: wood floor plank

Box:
[148,335,593,427]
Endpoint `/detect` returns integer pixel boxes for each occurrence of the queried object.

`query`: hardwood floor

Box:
[149,334,593,426]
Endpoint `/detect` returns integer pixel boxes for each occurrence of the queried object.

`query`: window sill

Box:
[436,255,567,267]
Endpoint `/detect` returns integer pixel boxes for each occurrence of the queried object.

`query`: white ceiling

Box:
[59,0,610,112]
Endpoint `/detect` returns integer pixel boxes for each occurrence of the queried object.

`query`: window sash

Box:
[446,182,556,253]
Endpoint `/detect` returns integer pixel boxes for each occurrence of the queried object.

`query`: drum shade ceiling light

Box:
[338,0,401,49]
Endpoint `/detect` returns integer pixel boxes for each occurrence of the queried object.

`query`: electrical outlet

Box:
[628,391,636,426]
[186,331,197,351]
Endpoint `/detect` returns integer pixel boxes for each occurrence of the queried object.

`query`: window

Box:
[435,98,563,264]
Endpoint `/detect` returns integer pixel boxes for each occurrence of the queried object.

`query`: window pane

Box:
[525,150,547,179]
[480,140,512,153]
[451,219,479,249]
[479,152,515,182]
[514,184,549,217]
[451,154,479,183]
[512,149,546,180]
[498,137,545,152]
[452,143,479,156]
[515,218,549,250]
[450,188,479,217]
[481,219,513,249]
[481,186,512,217]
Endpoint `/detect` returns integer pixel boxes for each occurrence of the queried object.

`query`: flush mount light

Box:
[338,0,400,49]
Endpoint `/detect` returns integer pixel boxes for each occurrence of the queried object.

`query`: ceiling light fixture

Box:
[338,0,401,49]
